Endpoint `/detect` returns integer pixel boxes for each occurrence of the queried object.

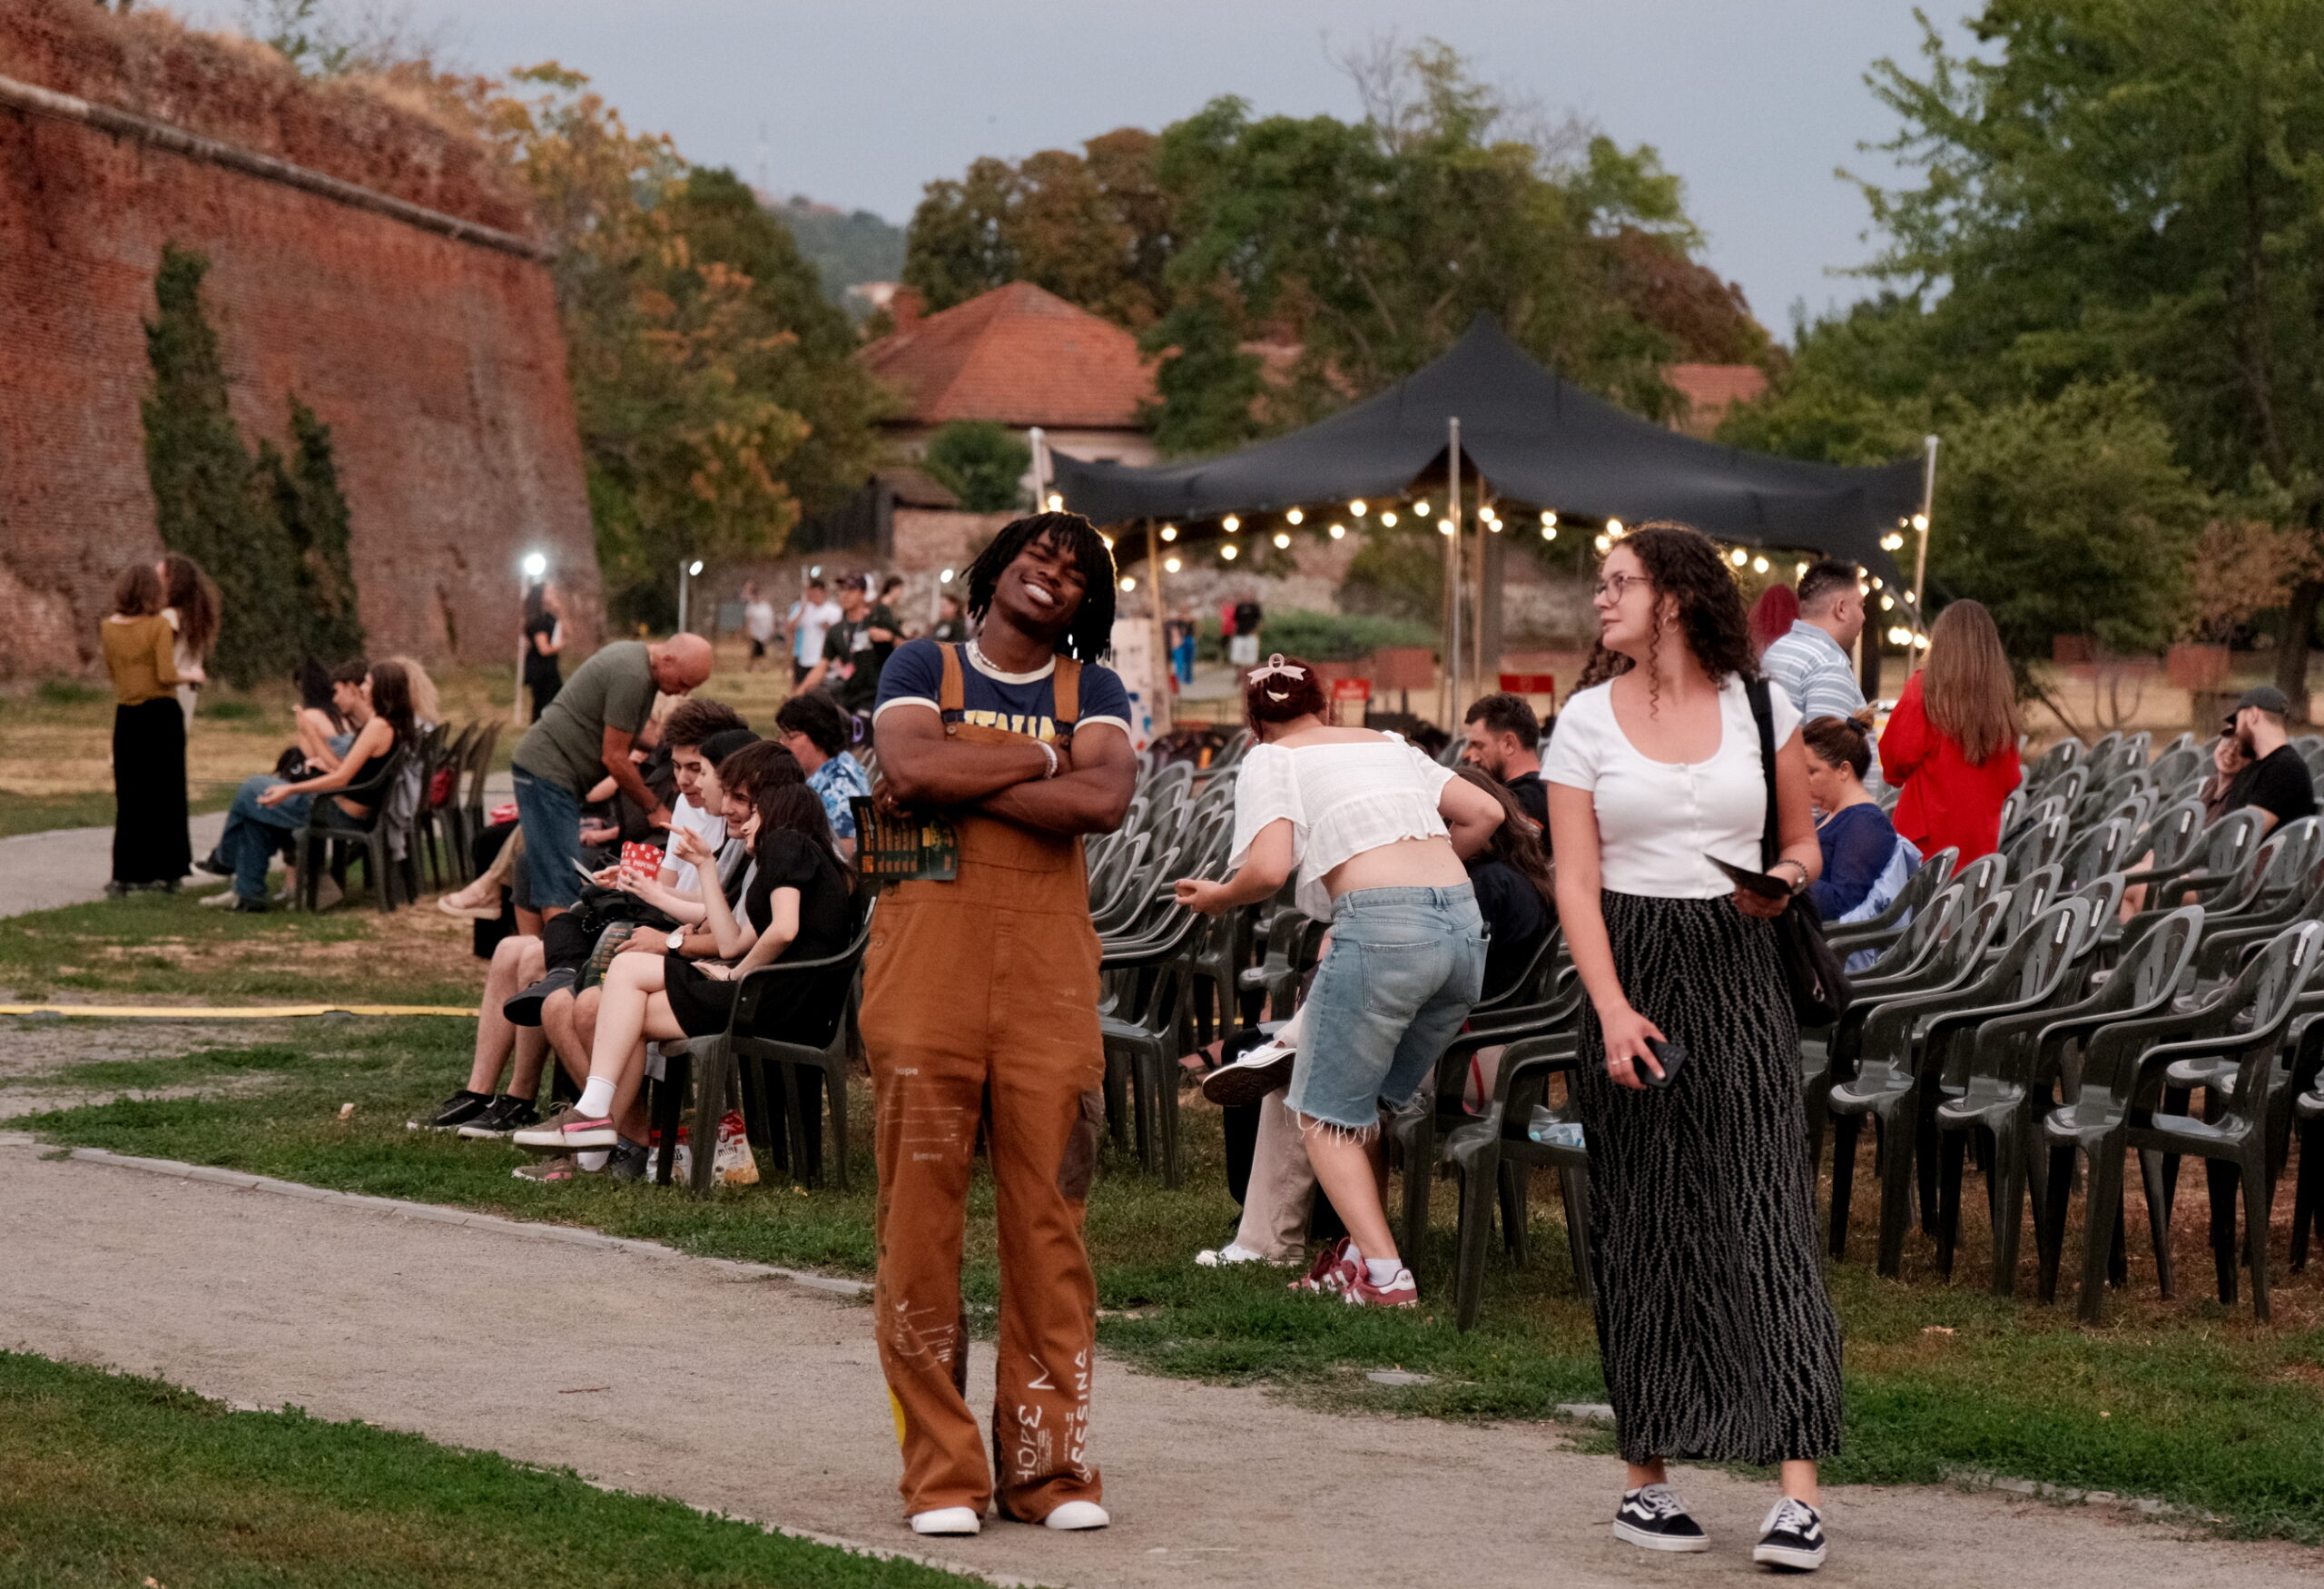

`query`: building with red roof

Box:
[857,281,1161,468]
[1664,362,1770,438]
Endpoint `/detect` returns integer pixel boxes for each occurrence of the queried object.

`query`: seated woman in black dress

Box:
[1454,767,1557,1000]
[514,779,854,1171]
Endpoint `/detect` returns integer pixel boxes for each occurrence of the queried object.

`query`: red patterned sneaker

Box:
[1290,1237,1360,1294]
[1343,1264,1419,1308]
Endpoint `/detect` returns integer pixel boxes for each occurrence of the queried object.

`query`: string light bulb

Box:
[1541,523,1557,541]
[1160,524,1178,542]
[1045,492,1063,511]
[1439,518,1456,536]
[1752,556,1769,573]
[1606,518,1624,536]
[1100,533,1114,548]
[1220,542,1238,560]
[1164,556,1182,573]
[1328,522,1347,539]
[1593,533,1611,553]
[1223,514,1240,533]
[1119,576,1137,592]
[1381,510,1399,527]
[1729,548,1748,568]
[1273,531,1291,548]
[1541,509,1558,528]
[1881,595,1895,610]
[1414,500,1432,518]
[1912,513,1930,533]
[1286,507,1305,525]
[1350,499,1368,517]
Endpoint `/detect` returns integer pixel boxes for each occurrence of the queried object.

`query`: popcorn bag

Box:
[619,841,665,884]
[667,1110,759,1187]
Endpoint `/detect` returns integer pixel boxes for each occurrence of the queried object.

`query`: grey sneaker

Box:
[511,1155,581,1183]
[510,1102,618,1153]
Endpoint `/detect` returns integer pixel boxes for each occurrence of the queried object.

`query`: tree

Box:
[1849,0,2324,703]
[1926,380,2206,686]
[921,421,1030,513]
[142,245,301,686]
[1141,42,1709,455]
[903,129,1179,328]
[263,396,366,664]
[469,67,883,627]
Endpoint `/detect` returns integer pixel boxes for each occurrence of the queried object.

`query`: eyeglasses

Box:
[1592,572,1650,603]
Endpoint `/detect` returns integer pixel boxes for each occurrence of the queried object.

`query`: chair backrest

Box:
[2057,818,2128,891]
[2201,807,2271,874]
[2002,898,2087,1004]
[1863,883,1965,980]
[2001,812,2067,875]
[2111,903,2207,1012]
[2069,872,2127,957]
[1995,864,2063,944]
[2146,744,2203,793]
[1995,789,2025,839]
[1953,852,2010,914]
[2264,815,2324,890]
[734,891,876,1050]
[2130,798,2204,872]
[2025,737,2083,790]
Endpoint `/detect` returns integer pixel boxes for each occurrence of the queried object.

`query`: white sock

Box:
[1365,1257,1403,1286]
[576,1078,615,1118]
[575,1149,609,1171]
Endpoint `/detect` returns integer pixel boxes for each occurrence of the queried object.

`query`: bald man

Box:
[509,632,714,922]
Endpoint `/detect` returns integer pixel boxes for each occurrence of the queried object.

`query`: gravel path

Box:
[1,1136,2313,1588]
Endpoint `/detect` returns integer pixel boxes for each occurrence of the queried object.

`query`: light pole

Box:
[677,557,704,636]
[514,550,547,726]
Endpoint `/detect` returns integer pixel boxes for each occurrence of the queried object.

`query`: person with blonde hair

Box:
[1878,599,2023,864]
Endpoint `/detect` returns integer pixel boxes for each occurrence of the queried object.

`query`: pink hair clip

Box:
[1246,653,1305,686]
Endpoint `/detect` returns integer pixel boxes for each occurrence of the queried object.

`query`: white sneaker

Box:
[1200,1038,1297,1107]
[199,890,239,908]
[1195,1242,1271,1267]
[1042,1501,1109,1531]
[910,1506,982,1535]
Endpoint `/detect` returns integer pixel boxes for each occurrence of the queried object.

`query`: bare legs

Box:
[464,934,547,1095]
[584,954,684,1142]
[1626,1457,1818,1505]
[1300,1117,1398,1265]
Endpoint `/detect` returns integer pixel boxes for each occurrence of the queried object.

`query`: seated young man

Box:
[775,690,872,861]
[415,702,749,1138]
[518,740,820,1180]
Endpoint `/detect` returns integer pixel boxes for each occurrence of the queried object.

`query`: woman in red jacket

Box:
[1880,599,2022,862]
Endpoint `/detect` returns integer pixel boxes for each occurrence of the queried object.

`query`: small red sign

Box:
[1500,672,1557,697]
[1331,677,1374,704]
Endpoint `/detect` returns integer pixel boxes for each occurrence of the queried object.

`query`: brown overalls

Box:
[860,643,1107,1523]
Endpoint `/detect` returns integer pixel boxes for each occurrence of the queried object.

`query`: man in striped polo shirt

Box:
[1761,559,1881,790]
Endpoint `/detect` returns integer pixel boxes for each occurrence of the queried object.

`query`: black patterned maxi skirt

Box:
[112,696,191,888]
[1573,891,1843,1466]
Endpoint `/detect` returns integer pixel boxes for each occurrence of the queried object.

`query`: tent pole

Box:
[1445,417,1463,727]
[1473,493,1493,695]
[1909,432,1938,676]
[1145,517,1172,735]
[1029,426,1049,510]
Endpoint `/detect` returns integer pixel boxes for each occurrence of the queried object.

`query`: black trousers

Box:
[112,697,191,886]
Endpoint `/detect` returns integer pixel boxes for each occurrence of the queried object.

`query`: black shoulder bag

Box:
[1745,676,1851,1025]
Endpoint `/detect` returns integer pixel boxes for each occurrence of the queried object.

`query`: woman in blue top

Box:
[1802,716,1918,965]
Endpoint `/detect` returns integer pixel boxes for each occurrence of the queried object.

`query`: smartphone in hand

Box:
[1640,1037,1689,1089]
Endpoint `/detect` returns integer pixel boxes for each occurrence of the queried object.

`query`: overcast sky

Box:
[177,1,1954,339]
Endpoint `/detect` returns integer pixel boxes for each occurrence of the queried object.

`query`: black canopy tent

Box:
[1049,317,1925,589]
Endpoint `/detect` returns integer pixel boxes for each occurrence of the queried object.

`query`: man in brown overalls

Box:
[863,512,1137,1536]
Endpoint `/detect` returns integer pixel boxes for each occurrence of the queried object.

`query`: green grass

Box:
[0,787,234,839]
[0,1350,975,1587]
[18,1024,2324,1545]
[0,888,478,1005]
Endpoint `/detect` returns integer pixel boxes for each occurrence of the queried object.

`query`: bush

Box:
[1196,607,1436,663]
[35,678,105,706]
[922,420,1030,513]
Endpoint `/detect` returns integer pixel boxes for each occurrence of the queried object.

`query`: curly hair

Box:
[962,511,1118,662]
[1581,522,1757,710]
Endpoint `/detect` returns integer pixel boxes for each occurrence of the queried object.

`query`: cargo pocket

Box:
[1055,1088,1104,1200]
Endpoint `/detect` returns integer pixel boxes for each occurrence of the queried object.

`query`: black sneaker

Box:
[408,1091,494,1132]
[503,967,577,1028]
[1612,1485,1709,1553]
[1752,1497,1827,1571]
[192,851,232,878]
[608,1135,651,1181]
[456,1096,541,1140]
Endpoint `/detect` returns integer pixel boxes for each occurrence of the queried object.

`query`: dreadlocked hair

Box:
[962,511,1118,661]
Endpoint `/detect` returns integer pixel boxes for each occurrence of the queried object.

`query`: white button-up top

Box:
[1541,676,1800,900]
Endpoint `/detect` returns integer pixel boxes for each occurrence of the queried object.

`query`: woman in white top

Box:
[1177,655,1502,1307]
[157,553,220,730]
[1543,524,1843,1571]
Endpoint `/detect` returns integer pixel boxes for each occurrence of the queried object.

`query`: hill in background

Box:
[769,195,904,315]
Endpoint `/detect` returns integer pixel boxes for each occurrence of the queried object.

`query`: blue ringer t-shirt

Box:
[872,638,1133,741]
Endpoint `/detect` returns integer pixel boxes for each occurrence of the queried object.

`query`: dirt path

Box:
[0,814,231,918]
[0,1137,2312,1588]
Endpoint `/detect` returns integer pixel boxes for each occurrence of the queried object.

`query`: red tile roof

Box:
[859,282,1157,429]
[1664,362,1770,436]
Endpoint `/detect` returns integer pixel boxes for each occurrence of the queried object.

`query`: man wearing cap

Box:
[799,573,899,719]
[2220,686,2318,833]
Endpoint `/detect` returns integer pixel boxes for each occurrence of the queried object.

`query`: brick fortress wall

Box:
[0,0,596,679]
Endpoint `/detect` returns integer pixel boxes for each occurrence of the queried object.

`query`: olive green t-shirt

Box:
[511,641,656,794]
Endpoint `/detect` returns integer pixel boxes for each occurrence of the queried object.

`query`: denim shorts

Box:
[1284,884,1488,1132]
[511,767,584,912]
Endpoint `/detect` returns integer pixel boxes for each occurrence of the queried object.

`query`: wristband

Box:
[1039,741,1059,779]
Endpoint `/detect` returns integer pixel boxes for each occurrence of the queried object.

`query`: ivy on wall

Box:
[142,242,365,685]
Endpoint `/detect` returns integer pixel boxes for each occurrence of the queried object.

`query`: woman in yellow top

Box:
[100,561,202,896]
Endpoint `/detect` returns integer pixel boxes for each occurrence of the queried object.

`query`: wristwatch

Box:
[666,928,686,952]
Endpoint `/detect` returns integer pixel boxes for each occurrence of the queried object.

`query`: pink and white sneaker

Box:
[1343,1264,1419,1308]
[1289,1237,1361,1294]
[510,1103,618,1153]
